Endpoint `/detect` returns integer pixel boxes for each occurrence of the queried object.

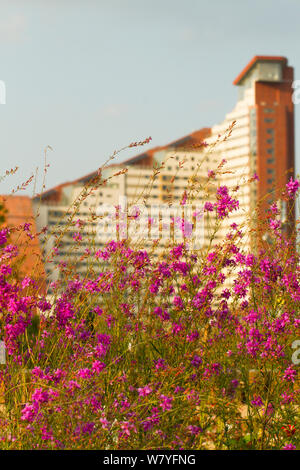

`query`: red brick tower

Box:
[234,56,295,231]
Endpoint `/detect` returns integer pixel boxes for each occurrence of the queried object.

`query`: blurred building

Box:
[32,55,295,284]
[0,195,45,289]
[206,55,295,243]
[33,128,210,283]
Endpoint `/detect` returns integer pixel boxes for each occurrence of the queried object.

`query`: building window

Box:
[264,118,274,123]
[263,108,274,113]
[266,128,274,134]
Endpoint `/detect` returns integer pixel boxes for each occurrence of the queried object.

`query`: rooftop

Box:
[33,127,211,202]
[233,55,288,86]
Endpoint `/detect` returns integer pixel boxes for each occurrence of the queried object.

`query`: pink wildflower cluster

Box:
[0,173,298,451]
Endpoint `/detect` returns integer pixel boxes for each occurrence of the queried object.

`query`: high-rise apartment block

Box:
[31,56,295,283]
[207,56,294,238]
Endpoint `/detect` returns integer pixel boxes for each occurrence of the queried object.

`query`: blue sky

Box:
[0,0,299,195]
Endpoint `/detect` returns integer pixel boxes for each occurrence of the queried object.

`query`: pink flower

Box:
[191,355,202,368]
[21,404,38,422]
[92,361,106,374]
[172,323,183,335]
[286,177,300,198]
[159,395,173,411]
[215,186,239,219]
[283,365,297,383]
[119,421,137,438]
[269,203,279,214]
[32,388,50,404]
[77,368,92,379]
[280,392,294,405]
[93,306,103,316]
[173,296,184,309]
[100,416,110,429]
[187,425,203,435]
[137,385,152,397]
[66,380,81,393]
[73,232,82,241]
[0,264,12,276]
[269,218,281,230]
[204,202,214,212]
[282,444,296,450]
[38,300,52,311]
[251,395,263,407]
[154,358,167,370]
[0,229,8,245]
[265,403,275,416]
[55,300,75,327]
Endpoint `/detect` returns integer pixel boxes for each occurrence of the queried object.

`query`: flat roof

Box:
[233,55,287,85]
[33,127,210,201]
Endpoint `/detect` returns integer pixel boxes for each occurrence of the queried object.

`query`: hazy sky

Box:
[0,0,299,195]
